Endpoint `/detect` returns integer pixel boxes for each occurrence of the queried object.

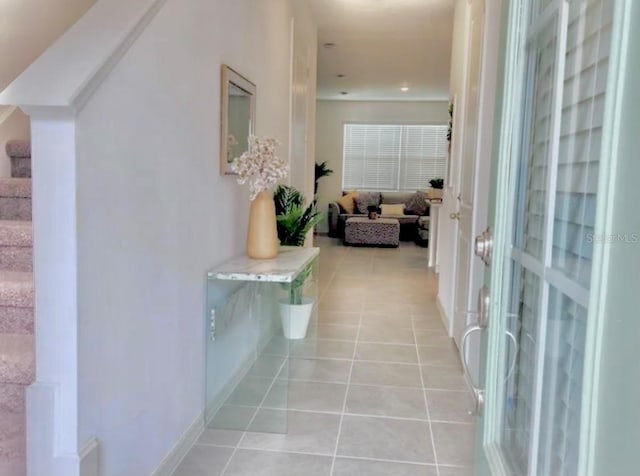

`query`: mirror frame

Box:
[220,64,257,175]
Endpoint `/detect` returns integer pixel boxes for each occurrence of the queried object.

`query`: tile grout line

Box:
[412,310,441,476]
[211,404,475,425]
[329,246,363,476]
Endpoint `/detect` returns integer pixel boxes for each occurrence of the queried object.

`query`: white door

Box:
[452,0,486,378]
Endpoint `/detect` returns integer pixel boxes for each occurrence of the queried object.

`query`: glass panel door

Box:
[487,1,616,474]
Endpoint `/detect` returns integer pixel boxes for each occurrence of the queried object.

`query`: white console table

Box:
[205,247,320,434]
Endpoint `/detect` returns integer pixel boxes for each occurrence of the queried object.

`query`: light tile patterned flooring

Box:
[174,237,476,476]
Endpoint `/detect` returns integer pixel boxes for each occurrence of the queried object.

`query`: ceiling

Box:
[310,0,455,101]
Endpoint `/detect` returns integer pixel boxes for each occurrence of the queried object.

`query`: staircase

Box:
[0,140,34,476]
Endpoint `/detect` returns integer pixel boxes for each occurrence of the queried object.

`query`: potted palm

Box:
[314,161,334,198]
[274,185,323,339]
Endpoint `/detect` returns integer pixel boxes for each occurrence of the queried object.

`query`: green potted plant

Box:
[428,177,444,200]
[274,185,323,338]
[429,178,444,189]
[314,161,334,198]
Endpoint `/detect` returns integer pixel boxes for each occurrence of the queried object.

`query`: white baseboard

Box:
[436,295,451,336]
[26,383,99,476]
[78,439,99,476]
[150,413,204,476]
[204,349,259,425]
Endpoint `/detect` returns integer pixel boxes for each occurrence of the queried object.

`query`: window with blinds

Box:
[342,124,448,191]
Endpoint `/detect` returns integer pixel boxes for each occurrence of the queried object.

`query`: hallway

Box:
[175,237,475,475]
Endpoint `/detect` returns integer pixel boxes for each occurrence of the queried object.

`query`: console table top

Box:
[208,246,320,283]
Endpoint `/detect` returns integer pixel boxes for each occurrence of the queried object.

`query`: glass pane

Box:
[552,0,614,287]
[501,265,542,474]
[537,289,588,475]
[205,258,319,434]
[514,19,559,260]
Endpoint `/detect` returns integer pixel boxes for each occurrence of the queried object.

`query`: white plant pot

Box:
[279,298,314,340]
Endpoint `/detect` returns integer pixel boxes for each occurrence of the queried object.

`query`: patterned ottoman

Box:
[344,217,400,247]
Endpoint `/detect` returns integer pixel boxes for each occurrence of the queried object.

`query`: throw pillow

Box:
[380,203,405,215]
[337,191,359,214]
[405,191,429,215]
[355,191,381,214]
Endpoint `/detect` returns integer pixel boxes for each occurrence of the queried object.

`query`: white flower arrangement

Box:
[231,135,289,200]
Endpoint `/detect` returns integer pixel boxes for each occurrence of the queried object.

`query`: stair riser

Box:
[0,198,31,221]
[10,158,31,179]
[0,248,32,272]
[0,307,33,335]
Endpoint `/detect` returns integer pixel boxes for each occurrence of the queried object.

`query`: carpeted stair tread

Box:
[0,221,32,272]
[0,179,32,221]
[0,221,32,248]
[4,141,30,159]
[0,273,33,309]
[0,179,31,199]
[0,334,34,385]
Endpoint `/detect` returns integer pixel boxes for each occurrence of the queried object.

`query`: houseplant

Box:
[429,178,444,189]
[314,161,334,198]
[231,135,288,259]
[274,185,323,338]
[428,177,444,200]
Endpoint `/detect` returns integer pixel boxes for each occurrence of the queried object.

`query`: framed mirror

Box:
[220,65,256,175]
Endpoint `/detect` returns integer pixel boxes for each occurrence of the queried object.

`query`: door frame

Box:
[479,0,635,474]
[576,1,633,474]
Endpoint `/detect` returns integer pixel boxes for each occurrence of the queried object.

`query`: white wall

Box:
[314,100,448,232]
[0,0,96,175]
[45,0,314,474]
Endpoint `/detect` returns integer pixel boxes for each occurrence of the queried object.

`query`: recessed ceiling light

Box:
[323,42,336,48]
[340,91,348,95]
[401,86,409,92]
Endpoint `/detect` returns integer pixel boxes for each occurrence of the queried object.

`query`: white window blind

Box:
[342,124,447,191]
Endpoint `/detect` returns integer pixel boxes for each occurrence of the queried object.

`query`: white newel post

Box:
[23,107,98,476]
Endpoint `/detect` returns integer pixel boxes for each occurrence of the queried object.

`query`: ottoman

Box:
[344,217,400,247]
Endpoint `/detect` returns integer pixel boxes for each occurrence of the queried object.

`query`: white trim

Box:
[204,343,264,424]
[287,16,295,188]
[579,1,633,474]
[26,383,99,476]
[78,438,99,476]
[150,413,205,476]
[436,295,450,337]
[0,0,168,112]
[528,4,569,474]
[483,0,530,472]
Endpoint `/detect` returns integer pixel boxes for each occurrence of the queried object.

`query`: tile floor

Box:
[175,236,476,476]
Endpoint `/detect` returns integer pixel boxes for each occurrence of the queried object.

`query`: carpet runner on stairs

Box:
[0,140,33,476]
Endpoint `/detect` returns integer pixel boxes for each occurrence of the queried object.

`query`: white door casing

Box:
[453,0,485,358]
[289,18,310,198]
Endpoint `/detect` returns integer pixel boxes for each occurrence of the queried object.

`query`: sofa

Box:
[328,190,430,242]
